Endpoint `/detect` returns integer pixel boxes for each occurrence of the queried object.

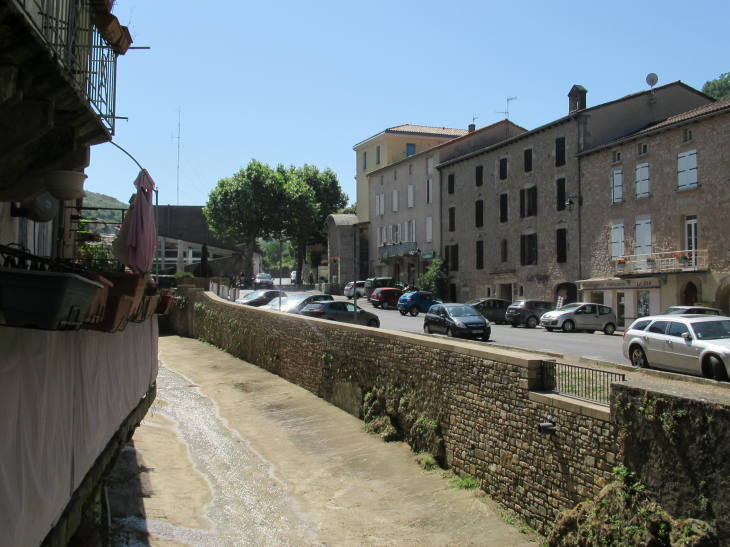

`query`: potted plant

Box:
[675,253,690,266]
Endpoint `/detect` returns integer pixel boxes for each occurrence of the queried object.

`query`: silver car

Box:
[540,302,618,335]
[261,293,333,313]
[344,281,366,299]
[622,315,730,381]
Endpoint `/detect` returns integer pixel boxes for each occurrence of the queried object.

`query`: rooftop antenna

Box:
[172,107,183,205]
[496,97,517,139]
[472,110,480,125]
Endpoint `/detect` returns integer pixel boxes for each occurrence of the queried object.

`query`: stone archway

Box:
[683,282,698,306]
[555,282,578,307]
[715,276,730,315]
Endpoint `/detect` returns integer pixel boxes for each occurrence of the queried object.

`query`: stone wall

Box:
[169,288,618,533]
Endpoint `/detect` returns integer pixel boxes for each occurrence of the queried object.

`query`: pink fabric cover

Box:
[126,170,157,273]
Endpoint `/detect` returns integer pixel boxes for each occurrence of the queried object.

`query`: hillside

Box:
[82,191,129,234]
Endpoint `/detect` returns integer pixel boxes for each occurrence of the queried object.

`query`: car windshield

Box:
[510,301,525,307]
[257,273,272,279]
[286,294,310,303]
[448,306,480,317]
[691,320,730,340]
[557,303,582,311]
[242,290,268,299]
[402,291,416,298]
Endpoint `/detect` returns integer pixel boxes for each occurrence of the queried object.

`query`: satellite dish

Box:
[646,73,658,88]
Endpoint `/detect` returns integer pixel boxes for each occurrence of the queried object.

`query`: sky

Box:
[85,0,730,208]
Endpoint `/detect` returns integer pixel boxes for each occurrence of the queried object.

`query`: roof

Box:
[353,124,468,148]
[325,213,359,227]
[579,96,730,155]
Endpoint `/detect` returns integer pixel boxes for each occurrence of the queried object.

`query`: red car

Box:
[370,287,403,310]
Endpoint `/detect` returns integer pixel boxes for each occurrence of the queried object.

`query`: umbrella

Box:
[113,169,157,273]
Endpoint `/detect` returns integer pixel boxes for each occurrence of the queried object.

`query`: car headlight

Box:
[454,320,465,328]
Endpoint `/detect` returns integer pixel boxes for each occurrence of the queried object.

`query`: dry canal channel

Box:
[107,336,542,546]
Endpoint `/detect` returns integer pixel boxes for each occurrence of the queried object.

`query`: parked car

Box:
[364,277,398,300]
[371,287,403,309]
[235,289,286,307]
[659,306,722,316]
[397,291,443,316]
[290,271,297,282]
[344,281,366,299]
[539,302,618,335]
[261,293,334,313]
[423,303,491,340]
[300,301,380,327]
[622,315,730,381]
[254,273,275,289]
[505,299,555,328]
[467,298,511,324]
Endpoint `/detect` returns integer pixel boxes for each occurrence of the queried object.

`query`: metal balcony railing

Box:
[542,361,625,406]
[615,249,708,275]
[20,0,117,134]
[378,241,418,260]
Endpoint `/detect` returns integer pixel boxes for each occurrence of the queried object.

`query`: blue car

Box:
[397,291,442,316]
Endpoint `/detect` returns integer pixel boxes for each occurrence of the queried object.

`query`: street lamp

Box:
[566,196,582,213]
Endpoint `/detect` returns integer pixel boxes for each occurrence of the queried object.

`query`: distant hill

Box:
[82,191,129,234]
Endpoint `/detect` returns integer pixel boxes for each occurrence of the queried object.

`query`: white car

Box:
[344,281,366,299]
[622,315,730,381]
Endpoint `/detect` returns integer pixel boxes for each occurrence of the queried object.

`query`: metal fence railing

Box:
[541,361,625,406]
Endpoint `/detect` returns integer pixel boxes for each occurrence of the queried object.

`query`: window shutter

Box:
[449,207,455,232]
[476,240,484,270]
[531,234,538,265]
[611,222,624,259]
[411,219,416,242]
[375,194,380,216]
[426,216,433,242]
[555,137,566,166]
[556,178,566,211]
[520,189,525,218]
[530,186,538,216]
[475,200,483,228]
[444,245,450,269]
[687,150,697,187]
[388,225,392,243]
[520,235,526,266]
[427,158,434,175]
[476,165,483,187]
[612,170,623,203]
[393,189,398,211]
[524,149,533,172]
[408,185,414,208]
[636,163,649,198]
[556,228,567,263]
[500,193,508,222]
[678,152,687,189]
[500,158,508,180]
[452,244,459,271]
[426,179,432,203]
[448,174,455,194]
[397,223,401,243]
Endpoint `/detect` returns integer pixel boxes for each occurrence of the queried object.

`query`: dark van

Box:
[364,277,397,300]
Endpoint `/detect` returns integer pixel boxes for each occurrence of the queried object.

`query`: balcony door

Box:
[635,218,652,269]
[685,215,697,267]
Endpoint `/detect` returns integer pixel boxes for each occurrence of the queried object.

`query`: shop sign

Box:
[579,278,660,291]
[421,251,434,259]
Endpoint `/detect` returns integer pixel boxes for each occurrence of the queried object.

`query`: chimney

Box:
[468,124,476,133]
[568,85,587,113]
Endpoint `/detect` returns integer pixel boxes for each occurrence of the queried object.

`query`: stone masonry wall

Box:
[168,288,619,533]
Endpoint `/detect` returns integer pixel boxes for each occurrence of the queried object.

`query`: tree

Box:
[204,160,285,285]
[701,72,730,101]
[340,202,356,215]
[417,259,448,297]
[199,241,209,277]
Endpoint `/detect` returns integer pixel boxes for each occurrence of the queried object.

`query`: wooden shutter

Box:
[448,174,455,194]
[636,163,649,198]
[556,178,566,211]
[451,244,459,271]
[519,189,525,218]
[426,216,433,242]
[499,158,508,180]
[679,150,698,189]
[475,200,483,228]
[524,149,533,172]
[520,235,526,266]
[427,179,432,203]
[500,193,508,222]
[392,189,398,211]
[449,207,455,232]
[556,228,567,263]
[611,222,624,259]
[612,170,623,203]
[476,240,484,270]
[375,194,380,216]
[529,186,538,216]
[444,245,450,269]
[476,165,483,187]
[530,234,538,265]
[555,137,566,166]
[407,185,414,208]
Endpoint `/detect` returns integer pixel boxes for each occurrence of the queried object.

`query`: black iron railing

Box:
[541,361,625,405]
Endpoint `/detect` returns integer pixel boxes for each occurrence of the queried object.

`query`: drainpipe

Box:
[438,169,443,264]
[576,117,583,294]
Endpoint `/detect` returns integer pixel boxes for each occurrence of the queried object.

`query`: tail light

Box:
[622,329,628,340]
[315,310,326,317]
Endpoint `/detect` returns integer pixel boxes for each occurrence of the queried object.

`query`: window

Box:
[388,225,392,242]
[446,244,459,271]
[407,185,414,208]
[635,218,652,257]
[611,221,625,259]
[427,157,434,174]
[409,164,412,175]
[612,151,622,163]
[407,143,416,157]
[377,226,382,245]
[524,148,533,172]
[393,223,400,243]
[475,200,483,228]
[499,158,508,180]
[394,170,397,180]
[636,163,650,198]
[426,217,433,242]
[380,175,383,185]
[501,239,508,262]
[426,179,432,203]
[648,321,668,334]
[392,189,398,211]
[638,143,648,155]
[500,193,508,223]
[556,178,566,211]
[362,152,367,170]
[612,169,623,203]
[556,228,567,263]
[555,137,566,167]
[678,150,697,190]
[684,129,692,142]
[668,322,690,338]
[376,193,385,216]
[520,233,538,265]
[448,207,455,232]
[375,194,380,216]
[475,165,483,186]
[476,240,484,270]
[520,186,537,218]
[448,174,455,194]
[409,220,416,242]
[376,145,381,165]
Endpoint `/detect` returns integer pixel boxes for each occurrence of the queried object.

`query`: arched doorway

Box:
[555,282,577,307]
[684,282,698,306]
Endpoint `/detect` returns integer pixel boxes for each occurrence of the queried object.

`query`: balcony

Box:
[378,241,418,260]
[616,250,708,276]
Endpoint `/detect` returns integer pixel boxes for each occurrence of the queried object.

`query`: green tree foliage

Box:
[198,241,209,277]
[204,160,286,282]
[701,72,730,100]
[261,239,295,269]
[81,191,129,234]
[340,202,356,215]
[417,259,448,297]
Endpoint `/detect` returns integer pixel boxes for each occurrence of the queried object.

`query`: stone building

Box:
[324,213,359,291]
[436,82,713,304]
[577,96,730,324]
[366,120,526,285]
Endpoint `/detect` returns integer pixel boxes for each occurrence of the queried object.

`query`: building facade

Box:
[436,82,713,304]
[578,97,730,324]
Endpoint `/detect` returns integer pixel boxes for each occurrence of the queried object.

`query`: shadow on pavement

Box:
[106,440,152,546]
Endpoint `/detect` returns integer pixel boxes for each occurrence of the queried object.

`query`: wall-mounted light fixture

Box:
[566,196,582,213]
[538,422,557,435]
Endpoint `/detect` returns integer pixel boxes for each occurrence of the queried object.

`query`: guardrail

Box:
[378,241,418,260]
[616,249,708,275]
[541,361,625,405]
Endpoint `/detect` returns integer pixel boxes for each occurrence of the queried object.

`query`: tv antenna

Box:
[472,110,480,125]
[496,97,517,120]
[172,107,183,205]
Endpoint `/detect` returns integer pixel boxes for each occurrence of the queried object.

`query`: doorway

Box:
[684,282,698,306]
[685,215,698,267]
[499,283,512,301]
[617,292,625,327]
[555,282,578,307]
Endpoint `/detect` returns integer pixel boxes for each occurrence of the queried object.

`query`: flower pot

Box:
[89,0,114,14]
[155,294,176,315]
[0,268,102,330]
[85,295,135,333]
[80,273,113,324]
[45,171,87,201]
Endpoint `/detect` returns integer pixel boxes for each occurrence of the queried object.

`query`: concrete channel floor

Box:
[106,335,543,547]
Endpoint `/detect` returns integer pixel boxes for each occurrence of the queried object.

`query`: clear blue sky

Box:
[85,0,729,207]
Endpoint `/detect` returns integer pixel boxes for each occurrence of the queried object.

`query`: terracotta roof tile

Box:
[386,124,469,138]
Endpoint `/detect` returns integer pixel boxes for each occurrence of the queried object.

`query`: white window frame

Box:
[407,185,414,208]
[393,223,401,244]
[635,163,649,198]
[426,217,433,243]
[611,221,624,260]
[410,219,416,243]
[678,150,697,190]
[375,194,380,216]
[611,169,623,203]
[392,189,398,212]
[387,225,392,243]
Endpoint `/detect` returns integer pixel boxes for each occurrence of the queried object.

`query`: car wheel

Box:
[562,320,575,333]
[545,327,553,332]
[367,319,379,328]
[410,307,420,317]
[382,301,389,310]
[710,355,729,382]
[526,316,538,329]
[585,330,596,334]
[481,334,490,341]
[346,295,352,299]
[424,324,432,334]
[630,346,648,369]
[604,323,616,336]
[399,310,407,316]
[446,327,454,338]
[510,322,518,328]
